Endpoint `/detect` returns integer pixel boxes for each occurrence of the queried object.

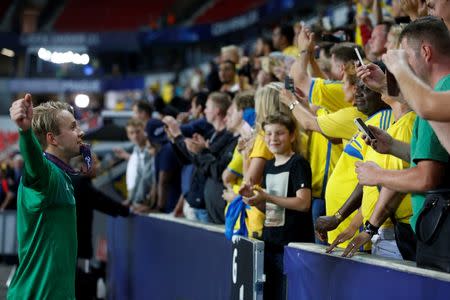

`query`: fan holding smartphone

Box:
[284,75,295,94]
[284,75,301,111]
[354,117,376,140]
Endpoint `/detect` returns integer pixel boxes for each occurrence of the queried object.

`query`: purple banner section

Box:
[107,215,232,300]
[284,244,450,300]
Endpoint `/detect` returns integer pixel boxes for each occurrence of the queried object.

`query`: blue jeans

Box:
[312,198,327,245]
[194,208,211,223]
[371,228,403,260]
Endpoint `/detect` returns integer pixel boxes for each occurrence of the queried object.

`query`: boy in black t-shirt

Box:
[241,113,313,300]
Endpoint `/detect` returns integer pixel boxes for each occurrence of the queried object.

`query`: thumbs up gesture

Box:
[10,93,33,131]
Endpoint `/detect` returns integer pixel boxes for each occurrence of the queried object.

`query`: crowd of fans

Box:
[2,0,450,298]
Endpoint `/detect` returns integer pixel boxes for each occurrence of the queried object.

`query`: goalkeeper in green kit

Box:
[8,94,84,299]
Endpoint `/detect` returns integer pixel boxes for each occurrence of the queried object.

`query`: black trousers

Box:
[76,267,97,300]
[264,245,286,300]
[394,222,417,261]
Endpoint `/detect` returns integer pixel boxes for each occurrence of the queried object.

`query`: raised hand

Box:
[355,62,387,93]
[382,49,408,76]
[162,116,182,139]
[279,88,297,106]
[10,93,33,131]
[400,0,428,20]
[297,27,315,53]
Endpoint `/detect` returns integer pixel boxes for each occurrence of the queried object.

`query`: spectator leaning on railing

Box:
[352,17,450,268]
[164,92,236,224]
[221,92,265,238]
[326,90,416,260]
[116,118,153,210]
[146,118,182,213]
[315,80,392,248]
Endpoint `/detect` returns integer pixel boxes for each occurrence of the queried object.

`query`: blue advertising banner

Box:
[19,32,140,52]
[9,78,102,93]
[107,215,233,300]
[284,244,450,300]
[9,76,145,93]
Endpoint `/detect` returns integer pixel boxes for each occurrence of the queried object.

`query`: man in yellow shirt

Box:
[358,111,415,258]
[288,28,367,242]
[315,82,392,248]
[292,27,365,112]
[324,95,416,258]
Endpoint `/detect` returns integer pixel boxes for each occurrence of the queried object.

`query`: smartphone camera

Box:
[284,76,295,94]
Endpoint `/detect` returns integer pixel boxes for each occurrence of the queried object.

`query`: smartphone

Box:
[314,47,321,59]
[284,76,295,94]
[354,118,376,140]
[386,69,400,97]
[260,56,270,74]
[354,47,365,66]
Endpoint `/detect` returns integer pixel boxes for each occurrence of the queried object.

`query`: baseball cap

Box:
[145,118,168,145]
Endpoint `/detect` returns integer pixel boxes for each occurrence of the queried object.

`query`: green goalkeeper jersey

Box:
[7,129,77,300]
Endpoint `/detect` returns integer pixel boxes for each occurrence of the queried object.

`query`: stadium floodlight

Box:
[38,48,52,61]
[38,47,90,65]
[75,94,90,108]
[80,54,90,65]
[1,48,15,57]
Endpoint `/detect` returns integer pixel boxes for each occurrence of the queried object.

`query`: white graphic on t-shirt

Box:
[265,172,289,227]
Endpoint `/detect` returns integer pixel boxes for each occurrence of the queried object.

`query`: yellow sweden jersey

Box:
[325,109,393,248]
[317,106,367,142]
[309,78,351,113]
[361,111,416,227]
[249,131,274,160]
[283,45,299,57]
[224,146,265,238]
[227,147,243,179]
[308,108,343,199]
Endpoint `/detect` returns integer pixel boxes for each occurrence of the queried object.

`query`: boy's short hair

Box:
[32,101,74,149]
[126,118,145,129]
[234,91,255,111]
[262,113,297,134]
[263,113,302,154]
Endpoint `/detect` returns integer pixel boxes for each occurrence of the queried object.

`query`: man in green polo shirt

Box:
[8,94,84,299]
[351,17,450,260]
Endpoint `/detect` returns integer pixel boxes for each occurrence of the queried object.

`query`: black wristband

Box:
[364,220,379,236]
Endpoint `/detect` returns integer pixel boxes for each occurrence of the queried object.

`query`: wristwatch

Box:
[297,49,310,56]
[364,221,380,236]
[288,100,300,111]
